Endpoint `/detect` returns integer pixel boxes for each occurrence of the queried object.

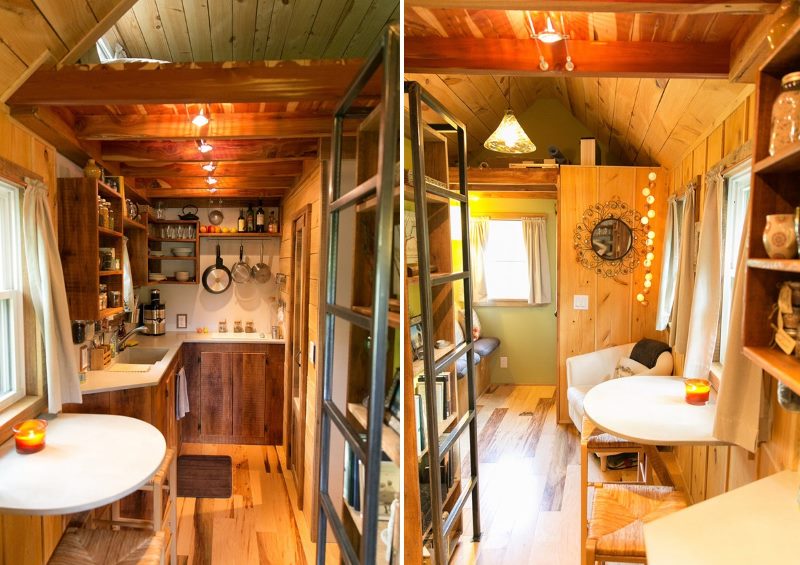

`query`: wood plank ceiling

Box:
[4,0,399,200]
[404,7,758,167]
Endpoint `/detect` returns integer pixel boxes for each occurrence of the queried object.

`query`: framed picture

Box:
[409,316,424,360]
[176,314,188,329]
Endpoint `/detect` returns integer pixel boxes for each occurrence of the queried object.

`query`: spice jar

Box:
[233,320,243,333]
[769,71,800,156]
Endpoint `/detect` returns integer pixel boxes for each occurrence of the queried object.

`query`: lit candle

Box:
[684,379,711,406]
[12,419,47,454]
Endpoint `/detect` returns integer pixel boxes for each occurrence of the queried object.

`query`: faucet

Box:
[118,325,147,351]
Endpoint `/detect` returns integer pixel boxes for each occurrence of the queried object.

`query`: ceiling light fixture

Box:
[192,107,209,127]
[484,82,536,154]
[526,12,574,72]
[202,161,216,172]
[208,187,217,194]
[206,176,218,185]
[197,139,213,153]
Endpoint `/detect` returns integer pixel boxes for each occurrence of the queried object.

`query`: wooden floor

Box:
[451,385,644,565]
[175,443,312,565]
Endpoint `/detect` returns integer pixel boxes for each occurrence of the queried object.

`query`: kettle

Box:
[179,204,199,221]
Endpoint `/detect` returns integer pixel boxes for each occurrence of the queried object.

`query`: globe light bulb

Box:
[648,171,657,182]
[647,195,655,204]
[642,187,651,197]
[636,293,645,302]
[647,230,656,239]
[648,209,656,218]
[645,273,653,281]
[644,259,652,268]
[646,252,655,261]
[644,280,652,288]
[641,216,649,225]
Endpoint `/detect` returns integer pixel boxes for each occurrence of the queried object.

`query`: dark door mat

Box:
[177,455,232,498]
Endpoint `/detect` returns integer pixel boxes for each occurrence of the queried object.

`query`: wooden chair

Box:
[585,483,688,564]
[95,448,177,565]
[48,527,165,565]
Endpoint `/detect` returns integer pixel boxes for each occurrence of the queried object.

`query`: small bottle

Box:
[246,203,255,233]
[238,209,246,232]
[256,201,265,233]
[267,211,277,234]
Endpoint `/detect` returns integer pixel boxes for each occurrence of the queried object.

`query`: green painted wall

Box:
[472,98,625,167]
[470,197,558,385]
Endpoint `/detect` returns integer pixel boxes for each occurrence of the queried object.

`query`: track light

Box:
[197,139,213,153]
[202,161,216,172]
[192,108,209,127]
[206,176,218,185]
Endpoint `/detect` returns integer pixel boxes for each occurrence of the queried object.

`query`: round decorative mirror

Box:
[591,218,633,260]
[574,197,645,277]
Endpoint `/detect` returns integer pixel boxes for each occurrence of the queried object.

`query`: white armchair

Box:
[566,342,674,432]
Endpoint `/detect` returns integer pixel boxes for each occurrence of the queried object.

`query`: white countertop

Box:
[0,413,166,515]
[583,376,724,445]
[644,470,800,565]
[81,331,284,395]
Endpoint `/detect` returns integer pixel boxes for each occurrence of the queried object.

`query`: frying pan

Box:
[251,242,271,283]
[232,244,252,283]
[202,245,231,294]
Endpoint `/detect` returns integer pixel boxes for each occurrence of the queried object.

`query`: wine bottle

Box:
[246,203,255,232]
[256,201,265,233]
[237,208,246,232]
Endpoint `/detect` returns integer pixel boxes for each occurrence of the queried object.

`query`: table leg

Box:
[643,445,674,487]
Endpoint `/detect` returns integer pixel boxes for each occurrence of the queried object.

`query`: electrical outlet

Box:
[573,294,589,310]
[500,356,508,369]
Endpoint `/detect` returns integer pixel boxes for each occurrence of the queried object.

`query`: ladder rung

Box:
[323,400,368,464]
[330,174,379,213]
[443,476,477,537]
[431,271,469,286]
[426,182,466,203]
[320,492,360,565]
[438,410,475,460]
[434,341,473,374]
[326,303,372,331]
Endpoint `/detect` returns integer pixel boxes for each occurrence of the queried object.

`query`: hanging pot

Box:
[231,244,252,284]
[251,242,271,283]
[202,245,231,294]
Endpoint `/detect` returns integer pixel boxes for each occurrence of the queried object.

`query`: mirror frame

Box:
[573,197,646,277]
[590,218,634,261]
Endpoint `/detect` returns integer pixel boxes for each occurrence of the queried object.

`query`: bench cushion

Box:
[474,337,500,357]
[456,351,482,377]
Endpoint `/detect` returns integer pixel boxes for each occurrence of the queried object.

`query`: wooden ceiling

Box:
[404,3,768,167]
[103,0,399,62]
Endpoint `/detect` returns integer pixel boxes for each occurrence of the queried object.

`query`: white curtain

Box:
[669,186,696,352]
[469,217,489,304]
[713,202,769,452]
[23,179,81,411]
[656,197,682,331]
[521,217,551,305]
[683,174,724,378]
[123,237,135,312]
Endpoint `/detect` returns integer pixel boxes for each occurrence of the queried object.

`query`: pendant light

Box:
[484,82,536,154]
[192,107,209,127]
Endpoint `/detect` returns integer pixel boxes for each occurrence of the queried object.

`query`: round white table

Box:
[583,376,725,446]
[0,413,166,515]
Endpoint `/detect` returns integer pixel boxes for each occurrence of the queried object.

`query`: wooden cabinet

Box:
[181,343,284,445]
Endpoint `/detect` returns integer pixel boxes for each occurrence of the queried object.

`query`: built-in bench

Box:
[456,336,501,400]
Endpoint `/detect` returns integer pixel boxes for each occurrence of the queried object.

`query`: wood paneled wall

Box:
[279,162,323,531]
[666,89,800,504]
[557,165,667,423]
[0,109,64,565]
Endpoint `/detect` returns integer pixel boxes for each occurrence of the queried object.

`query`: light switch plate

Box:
[500,356,508,368]
[573,294,589,310]
[309,341,316,365]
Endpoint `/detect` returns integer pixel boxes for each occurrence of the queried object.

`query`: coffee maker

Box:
[143,289,166,336]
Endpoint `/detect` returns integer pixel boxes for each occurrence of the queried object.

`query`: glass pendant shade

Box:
[484,110,537,154]
[537,16,562,43]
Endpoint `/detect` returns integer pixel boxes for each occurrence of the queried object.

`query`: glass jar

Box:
[98,199,109,228]
[107,206,115,231]
[769,71,800,156]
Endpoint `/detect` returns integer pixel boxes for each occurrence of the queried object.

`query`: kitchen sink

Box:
[114,347,170,365]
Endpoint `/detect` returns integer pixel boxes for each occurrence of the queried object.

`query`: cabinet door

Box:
[232,352,266,438]
[200,351,232,437]
[266,345,285,445]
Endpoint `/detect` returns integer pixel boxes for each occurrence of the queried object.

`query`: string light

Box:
[196,139,213,153]
[192,107,209,127]
[636,171,658,306]
[202,162,216,172]
[206,176,218,185]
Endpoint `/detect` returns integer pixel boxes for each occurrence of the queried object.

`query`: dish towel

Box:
[176,367,190,420]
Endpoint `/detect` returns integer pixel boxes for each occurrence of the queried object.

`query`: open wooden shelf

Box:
[148,218,200,224]
[97,181,122,200]
[147,237,196,243]
[742,346,800,395]
[752,143,800,175]
[199,232,281,239]
[747,258,800,273]
[148,255,197,260]
[99,270,123,277]
[123,217,146,230]
[352,305,400,328]
[98,226,123,238]
[412,342,456,376]
[123,183,150,204]
[98,307,124,319]
[347,403,400,465]
[144,279,197,285]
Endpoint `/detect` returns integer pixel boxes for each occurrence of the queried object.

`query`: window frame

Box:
[0,179,26,411]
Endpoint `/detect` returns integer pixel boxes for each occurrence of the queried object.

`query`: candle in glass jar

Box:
[12,419,47,454]
[684,379,711,406]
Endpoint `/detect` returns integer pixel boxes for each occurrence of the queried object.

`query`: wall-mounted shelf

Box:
[123,217,146,231]
[199,233,281,239]
[98,226,123,238]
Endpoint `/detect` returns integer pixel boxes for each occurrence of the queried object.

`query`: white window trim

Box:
[0,180,26,411]
[483,217,532,303]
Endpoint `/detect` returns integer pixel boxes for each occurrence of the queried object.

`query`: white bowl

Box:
[172,248,193,256]
[175,271,190,282]
[150,250,164,257]
[149,273,166,281]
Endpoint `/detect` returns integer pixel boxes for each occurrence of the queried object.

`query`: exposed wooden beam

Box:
[58,0,141,67]
[76,112,358,141]
[451,167,559,189]
[144,188,287,200]
[406,38,729,78]
[102,139,319,162]
[405,0,778,13]
[8,60,380,106]
[730,5,799,82]
[137,177,296,190]
[121,161,305,178]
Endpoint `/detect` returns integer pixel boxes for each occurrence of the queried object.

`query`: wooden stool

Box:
[585,483,688,564]
[101,448,177,565]
[48,527,164,565]
[580,417,651,565]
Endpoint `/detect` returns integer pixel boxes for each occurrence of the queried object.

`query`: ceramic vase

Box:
[763,213,798,259]
[83,159,101,180]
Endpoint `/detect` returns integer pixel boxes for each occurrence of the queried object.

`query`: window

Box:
[0,180,25,410]
[718,166,751,364]
[484,220,529,301]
